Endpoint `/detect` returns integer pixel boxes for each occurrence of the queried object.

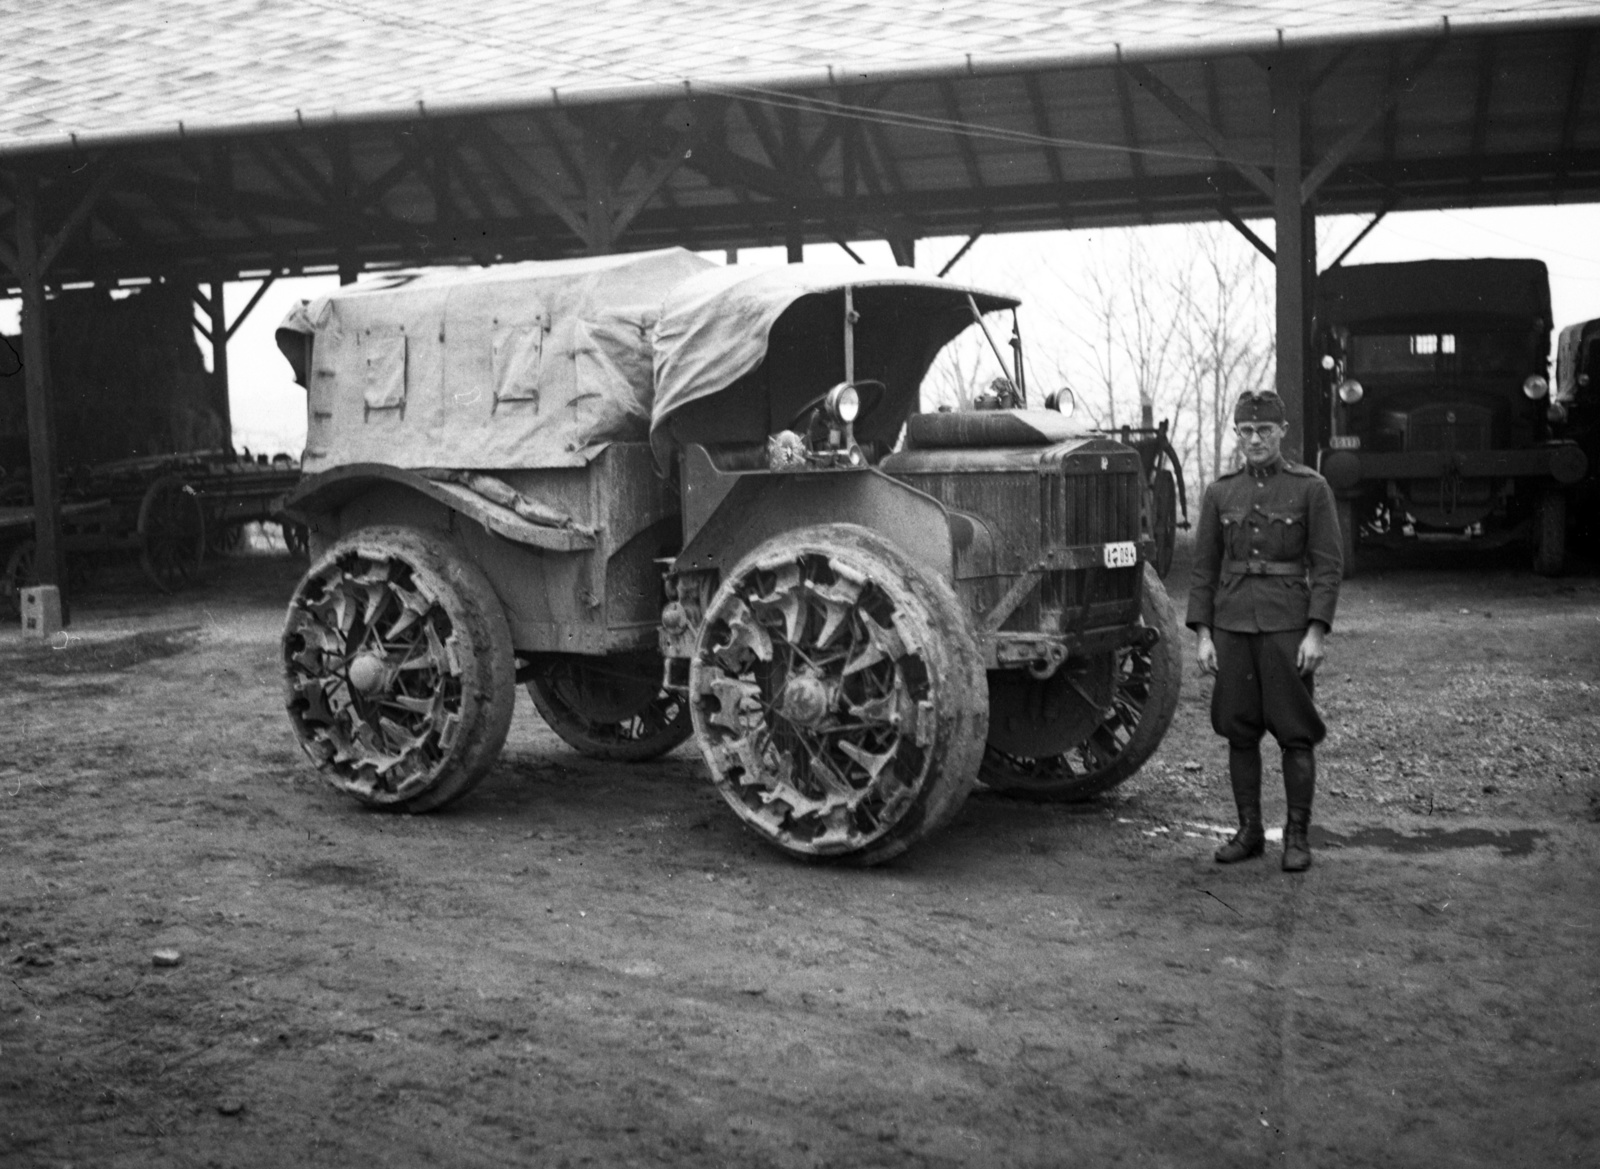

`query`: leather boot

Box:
[1215,744,1265,863]
[1282,808,1312,872]
[1281,748,1315,872]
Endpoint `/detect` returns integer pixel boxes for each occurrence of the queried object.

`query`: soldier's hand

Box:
[1296,625,1326,676]
[1195,632,1218,677]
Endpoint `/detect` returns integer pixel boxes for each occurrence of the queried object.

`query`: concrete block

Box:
[21,585,63,639]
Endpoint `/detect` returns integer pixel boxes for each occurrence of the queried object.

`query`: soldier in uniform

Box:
[1187,391,1344,872]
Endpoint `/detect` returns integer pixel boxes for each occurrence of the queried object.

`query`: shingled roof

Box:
[6,0,1596,155]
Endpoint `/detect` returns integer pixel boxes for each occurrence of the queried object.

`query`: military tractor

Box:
[276,250,1181,865]
[1315,259,1587,575]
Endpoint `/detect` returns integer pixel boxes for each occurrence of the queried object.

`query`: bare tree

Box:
[1173,224,1274,485]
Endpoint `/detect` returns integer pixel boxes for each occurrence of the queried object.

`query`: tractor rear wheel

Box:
[282,525,514,812]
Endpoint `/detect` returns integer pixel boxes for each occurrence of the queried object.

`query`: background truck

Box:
[276,250,1180,865]
[1553,314,1600,555]
[1315,259,1587,575]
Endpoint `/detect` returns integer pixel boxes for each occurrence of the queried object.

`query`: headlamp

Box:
[1337,378,1364,404]
[1523,375,1550,400]
[1044,388,1076,417]
[824,383,860,424]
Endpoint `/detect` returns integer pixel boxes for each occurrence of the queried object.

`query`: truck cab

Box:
[1315,259,1587,574]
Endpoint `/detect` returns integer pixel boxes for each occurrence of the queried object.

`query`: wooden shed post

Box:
[1271,53,1317,464]
[208,279,232,445]
[15,172,66,603]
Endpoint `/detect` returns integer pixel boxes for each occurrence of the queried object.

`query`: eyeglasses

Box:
[1235,424,1283,440]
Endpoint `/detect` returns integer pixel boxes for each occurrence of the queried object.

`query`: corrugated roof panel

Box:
[3,0,1597,153]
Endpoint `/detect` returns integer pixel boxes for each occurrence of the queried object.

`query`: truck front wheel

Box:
[525,652,691,761]
[283,525,515,812]
[980,564,1181,802]
[689,524,987,865]
[1533,488,1567,577]
[1335,498,1359,579]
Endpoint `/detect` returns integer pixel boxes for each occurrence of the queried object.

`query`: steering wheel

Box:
[785,380,887,431]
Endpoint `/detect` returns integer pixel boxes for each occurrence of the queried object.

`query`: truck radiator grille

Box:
[1407,404,1492,452]
[1042,470,1143,547]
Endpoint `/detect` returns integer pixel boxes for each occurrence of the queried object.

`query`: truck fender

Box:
[673,459,956,583]
[281,463,597,554]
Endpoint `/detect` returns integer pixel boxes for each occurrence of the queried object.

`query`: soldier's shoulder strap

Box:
[1283,462,1324,479]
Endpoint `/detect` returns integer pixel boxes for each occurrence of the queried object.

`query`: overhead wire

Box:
[282,0,1245,169]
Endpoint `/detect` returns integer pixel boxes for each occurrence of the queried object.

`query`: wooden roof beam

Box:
[1467,36,1498,205]
[1113,54,1154,222]
[1301,38,1446,204]
[1123,61,1273,199]
[1553,29,1592,201]
[937,79,985,191]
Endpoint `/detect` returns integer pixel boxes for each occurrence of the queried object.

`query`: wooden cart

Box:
[0,450,303,615]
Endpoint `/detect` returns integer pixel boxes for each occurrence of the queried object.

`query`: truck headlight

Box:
[1044,387,1076,416]
[1337,378,1364,404]
[1523,375,1550,400]
[824,383,860,424]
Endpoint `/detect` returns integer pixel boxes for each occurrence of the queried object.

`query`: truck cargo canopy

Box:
[1318,259,1552,330]
[279,248,715,474]
[650,264,1019,468]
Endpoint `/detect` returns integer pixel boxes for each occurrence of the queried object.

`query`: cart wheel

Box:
[2,539,35,620]
[208,522,245,556]
[981,564,1182,802]
[1533,488,1566,577]
[138,475,206,593]
[281,520,310,559]
[526,652,691,761]
[1151,469,1178,579]
[690,523,987,865]
[282,525,514,812]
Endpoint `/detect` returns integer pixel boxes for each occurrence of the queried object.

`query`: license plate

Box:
[1103,541,1138,568]
[1329,435,1361,450]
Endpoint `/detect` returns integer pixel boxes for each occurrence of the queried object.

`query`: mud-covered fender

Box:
[673,445,955,582]
[282,463,597,554]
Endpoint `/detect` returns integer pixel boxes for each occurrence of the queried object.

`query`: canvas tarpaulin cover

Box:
[649,263,1017,467]
[279,248,715,473]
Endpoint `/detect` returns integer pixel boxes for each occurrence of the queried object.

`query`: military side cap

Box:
[1234,390,1286,425]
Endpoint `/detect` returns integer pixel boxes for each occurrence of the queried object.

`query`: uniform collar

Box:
[1246,455,1286,479]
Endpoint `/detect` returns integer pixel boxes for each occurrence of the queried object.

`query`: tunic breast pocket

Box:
[1220,508,1249,559]
[1265,510,1307,560]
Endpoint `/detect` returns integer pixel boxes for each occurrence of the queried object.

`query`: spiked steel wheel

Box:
[981,564,1181,802]
[526,652,691,762]
[138,474,206,593]
[690,524,986,865]
[282,526,514,812]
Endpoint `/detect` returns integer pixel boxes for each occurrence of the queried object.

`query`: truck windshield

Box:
[1349,331,1532,376]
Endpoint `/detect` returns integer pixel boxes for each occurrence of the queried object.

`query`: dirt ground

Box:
[2,533,1598,1169]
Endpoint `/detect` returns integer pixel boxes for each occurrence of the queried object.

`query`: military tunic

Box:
[1186,457,1344,750]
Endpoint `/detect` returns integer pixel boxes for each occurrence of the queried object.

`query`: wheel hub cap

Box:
[347,652,388,694]
[778,673,830,727]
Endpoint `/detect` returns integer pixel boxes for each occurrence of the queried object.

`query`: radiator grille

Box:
[1042,470,1143,547]
[1407,403,1492,452]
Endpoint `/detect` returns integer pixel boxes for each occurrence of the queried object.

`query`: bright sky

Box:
[7,202,1600,457]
